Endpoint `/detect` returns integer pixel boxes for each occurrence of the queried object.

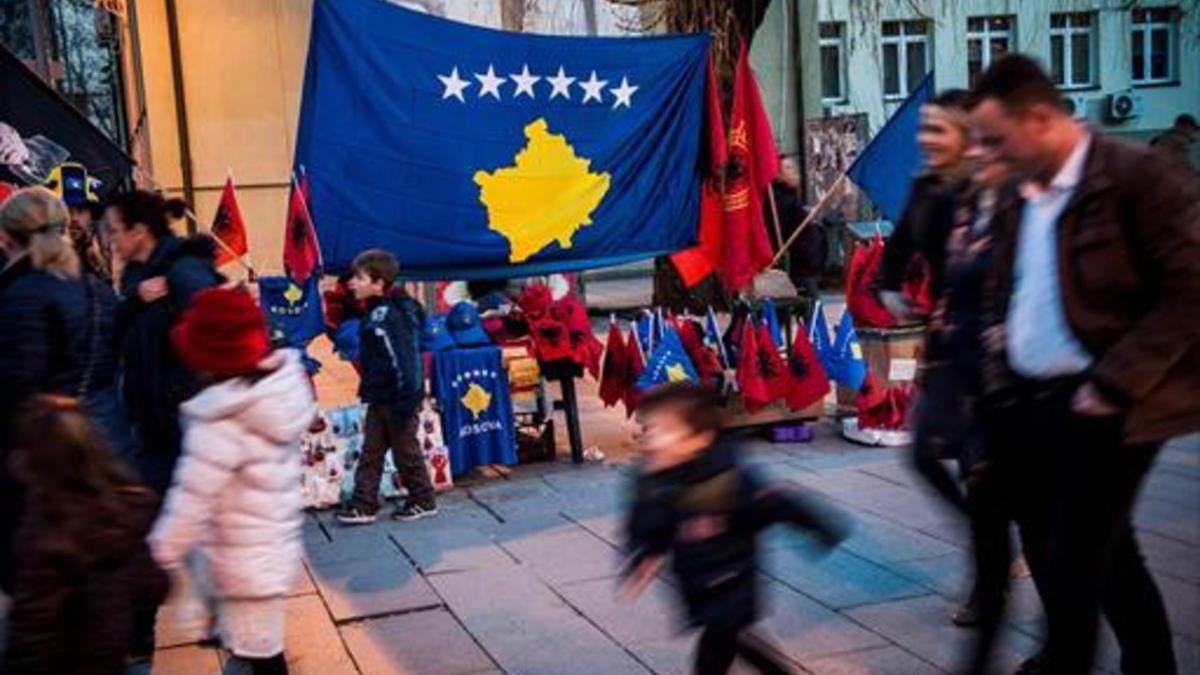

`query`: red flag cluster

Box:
[207,170,323,282]
[736,319,828,414]
[671,42,779,293]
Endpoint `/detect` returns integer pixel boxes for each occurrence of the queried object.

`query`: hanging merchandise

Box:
[786,323,831,412]
[417,398,453,492]
[599,318,629,407]
[432,345,518,476]
[299,412,343,509]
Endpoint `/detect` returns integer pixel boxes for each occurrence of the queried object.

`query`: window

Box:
[882,21,930,100]
[1050,12,1097,89]
[820,23,846,104]
[1131,7,1177,85]
[967,16,1014,86]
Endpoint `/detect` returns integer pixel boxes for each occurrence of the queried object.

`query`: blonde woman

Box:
[0,187,132,590]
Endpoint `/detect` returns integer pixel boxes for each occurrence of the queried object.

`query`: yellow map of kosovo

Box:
[474,118,611,263]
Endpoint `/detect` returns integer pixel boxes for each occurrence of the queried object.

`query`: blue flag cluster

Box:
[810,301,868,391]
[846,73,934,223]
[295,0,709,279]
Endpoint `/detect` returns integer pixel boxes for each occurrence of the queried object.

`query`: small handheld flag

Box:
[211,174,249,267]
[761,297,784,349]
[705,306,730,369]
[809,300,833,365]
[826,310,868,390]
[786,322,831,411]
[283,172,322,284]
[637,326,698,391]
[624,327,646,417]
[598,317,628,408]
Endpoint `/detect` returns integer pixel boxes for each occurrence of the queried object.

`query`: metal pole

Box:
[164,0,195,231]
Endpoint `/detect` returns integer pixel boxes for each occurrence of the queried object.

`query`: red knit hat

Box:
[171,287,271,378]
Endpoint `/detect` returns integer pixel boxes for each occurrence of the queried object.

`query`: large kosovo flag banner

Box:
[295,0,709,279]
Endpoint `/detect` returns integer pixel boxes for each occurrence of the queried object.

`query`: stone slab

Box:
[758,580,889,660]
[764,547,928,610]
[283,594,359,675]
[308,553,441,622]
[845,594,1040,674]
[497,526,621,586]
[556,576,682,646]
[339,608,497,675]
[152,645,222,675]
[801,645,943,675]
[391,523,516,575]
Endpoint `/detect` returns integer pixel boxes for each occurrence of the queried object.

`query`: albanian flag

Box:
[737,320,771,414]
[283,175,321,284]
[721,40,779,292]
[786,326,831,411]
[757,322,794,404]
[598,319,628,408]
[211,175,249,267]
[624,327,646,418]
[670,57,728,287]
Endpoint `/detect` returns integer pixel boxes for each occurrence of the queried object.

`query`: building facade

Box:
[763,0,1200,145]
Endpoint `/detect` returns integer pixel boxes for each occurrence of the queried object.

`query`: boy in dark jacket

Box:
[622,384,847,675]
[337,249,435,525]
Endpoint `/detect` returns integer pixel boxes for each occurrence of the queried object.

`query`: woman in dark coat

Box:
[0,187,116,591]
[107,190,221,493]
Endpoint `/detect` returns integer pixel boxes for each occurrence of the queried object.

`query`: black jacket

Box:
[116,235,220,489]
[880,174,967,298]
[358,291,425,410]
[2,485,169,675]
[623,439,843,632]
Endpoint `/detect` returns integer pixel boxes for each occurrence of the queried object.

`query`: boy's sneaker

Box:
[336,506,377,525]
[392,503,438,522]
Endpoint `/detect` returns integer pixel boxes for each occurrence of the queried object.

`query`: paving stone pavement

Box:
[2,429,1193,674]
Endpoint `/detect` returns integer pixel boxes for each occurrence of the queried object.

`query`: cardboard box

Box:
[836,325,926,413]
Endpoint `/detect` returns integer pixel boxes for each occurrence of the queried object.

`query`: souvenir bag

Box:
[299,410,344,508]
[417,397,453,491]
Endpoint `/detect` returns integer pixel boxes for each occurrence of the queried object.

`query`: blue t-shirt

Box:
[432,346,517,475]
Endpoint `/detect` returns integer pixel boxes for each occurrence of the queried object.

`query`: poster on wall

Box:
[804,114,868,224]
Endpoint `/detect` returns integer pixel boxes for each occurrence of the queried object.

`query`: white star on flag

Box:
[547,66,575,100]
[579,71,608,104]
[510,64,540,99]
[475,65,505,100]
[438,67,470,102]
[611,76,638,109]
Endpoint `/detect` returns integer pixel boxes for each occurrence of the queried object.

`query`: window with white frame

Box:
[882,20,930,100]
[967,16,1014,86]
[820,22,847,104]
[1050,12,1097,89]
[1131,7,1178,85]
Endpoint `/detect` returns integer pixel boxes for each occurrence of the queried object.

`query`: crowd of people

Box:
[875,54,1198,675]
[0,51,1195,675]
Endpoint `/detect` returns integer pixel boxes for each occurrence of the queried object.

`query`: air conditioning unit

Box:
[1108,91,1144,122]
[1062,94,1090,120]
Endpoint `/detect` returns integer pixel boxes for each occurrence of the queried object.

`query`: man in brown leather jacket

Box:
[968,55,1198,675]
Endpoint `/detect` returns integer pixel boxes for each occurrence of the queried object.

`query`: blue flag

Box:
[705,306,729,369]
[260,274,325,348]
[826,310,868,390]
[846,72,934,223]
[295,0,708,279]
[635,310,656,356]
[637,326,699,390]
[809,300,833,362]
[761,298,784,348]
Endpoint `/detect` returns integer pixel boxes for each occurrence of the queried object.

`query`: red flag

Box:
[757,322,794,403]
[722,40,779,292]
[737,321,771,414]
[624,328,646,418]
[671,57,728,287]
[676,318,722,385]
[284,176,321,283]
[786,326,831,411]
[599,320,628,407]
[211,176,249,267]
[846,236,897,329]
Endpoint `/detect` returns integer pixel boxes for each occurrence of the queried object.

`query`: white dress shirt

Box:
[1006,133,1095,379]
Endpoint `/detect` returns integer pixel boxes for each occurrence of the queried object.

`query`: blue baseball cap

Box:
[446,302,491,347]
[421,314,456,352]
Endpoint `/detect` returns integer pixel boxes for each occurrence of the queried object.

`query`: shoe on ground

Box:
[392,503,439,522]
[335,506,377,525]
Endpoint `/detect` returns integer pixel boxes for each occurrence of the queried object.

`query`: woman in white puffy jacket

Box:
[150,287,317,675]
